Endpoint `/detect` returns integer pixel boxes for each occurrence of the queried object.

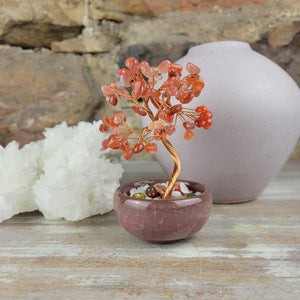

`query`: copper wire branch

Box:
[162,139,181,200]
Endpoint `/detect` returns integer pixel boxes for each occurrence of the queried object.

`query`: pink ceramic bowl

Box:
[113,179,212,243]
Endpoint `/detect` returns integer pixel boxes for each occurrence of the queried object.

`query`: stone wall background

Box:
[0,0,299,159]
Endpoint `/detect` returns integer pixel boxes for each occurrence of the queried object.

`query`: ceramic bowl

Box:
[113,179,212,243]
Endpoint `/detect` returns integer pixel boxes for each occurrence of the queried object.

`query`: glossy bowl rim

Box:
[115,178,211,203]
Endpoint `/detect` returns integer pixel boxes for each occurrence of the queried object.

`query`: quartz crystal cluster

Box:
[0,141,40,222]
[0,121,123,223]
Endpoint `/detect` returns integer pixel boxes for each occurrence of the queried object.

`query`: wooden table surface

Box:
[1,160,299,300]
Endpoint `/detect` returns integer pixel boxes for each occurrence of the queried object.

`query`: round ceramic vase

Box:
[113,179,212,243]
[151,41,300,203]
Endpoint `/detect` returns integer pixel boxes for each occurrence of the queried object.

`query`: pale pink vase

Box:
[148,41,300,203]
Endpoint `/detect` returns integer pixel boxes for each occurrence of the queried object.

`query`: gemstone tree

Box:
[100,57,213,200]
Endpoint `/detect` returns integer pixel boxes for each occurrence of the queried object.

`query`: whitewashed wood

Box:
[0,160,299,299]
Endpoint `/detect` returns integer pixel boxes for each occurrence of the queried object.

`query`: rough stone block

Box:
[268,22,300,48]
[51,36,116,53]
[0,46,99,146]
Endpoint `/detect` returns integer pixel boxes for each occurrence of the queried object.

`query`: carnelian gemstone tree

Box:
[100,57,212,200]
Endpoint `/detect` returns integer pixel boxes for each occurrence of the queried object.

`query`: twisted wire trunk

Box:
[162,139,181,200]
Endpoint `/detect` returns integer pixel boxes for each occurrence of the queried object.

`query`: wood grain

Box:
[0,160,299,299]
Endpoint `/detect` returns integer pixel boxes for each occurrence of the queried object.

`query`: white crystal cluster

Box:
[0,121,123,223]
[0,141,41,222]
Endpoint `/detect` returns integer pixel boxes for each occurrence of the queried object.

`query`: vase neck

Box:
[189,41,251,54]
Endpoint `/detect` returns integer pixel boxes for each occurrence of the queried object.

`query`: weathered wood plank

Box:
[0,160,299,299]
